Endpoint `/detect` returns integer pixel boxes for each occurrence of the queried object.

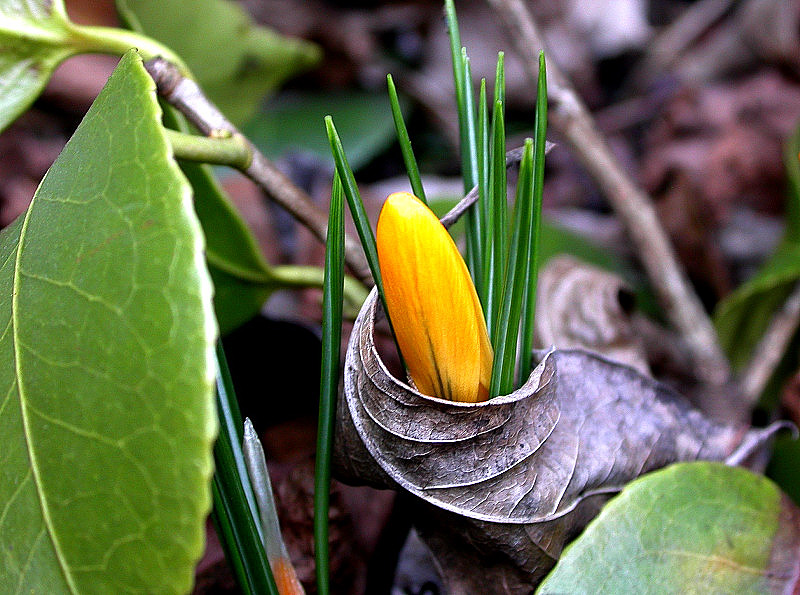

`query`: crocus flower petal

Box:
[377,192,493,403]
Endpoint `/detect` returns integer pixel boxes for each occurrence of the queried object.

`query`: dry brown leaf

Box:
[535,256,649,374]
[333,289,787,591]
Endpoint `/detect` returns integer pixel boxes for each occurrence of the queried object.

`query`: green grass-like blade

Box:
[518,52,548,385]
[494,52,505,106]
[487,98,507,344]
[478,78,491,308]
[445,0,464,94]
[490,138,535,397]
[461,50,482,288]
[314,172,345,595]
[444,1,470,192]
[325,116,382,292]
[387,74,427,203]
[445,1,481,278]
[210,482,251,594]
[325,115,406,371]
[213,344,279,595]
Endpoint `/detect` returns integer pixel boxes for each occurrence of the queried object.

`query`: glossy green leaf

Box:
[116,0,321,125]
[0,0,74,132]
[0,51,217,592]
[0,0,188,133]
[538,462,800,594]
[184,165,274,334]
[244,92,400,171]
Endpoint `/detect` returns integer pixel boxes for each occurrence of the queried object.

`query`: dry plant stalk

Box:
[485,0,733,398]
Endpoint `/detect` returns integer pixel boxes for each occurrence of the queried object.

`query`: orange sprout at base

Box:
[376,192,493,403]
[272,556,304,595]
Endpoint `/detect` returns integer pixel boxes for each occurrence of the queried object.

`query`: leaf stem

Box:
[271,264,369,314]
[144,57,373,286]
[165,128,252,169]
[67,22,190,75]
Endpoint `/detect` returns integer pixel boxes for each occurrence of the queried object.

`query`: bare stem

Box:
[165,128,251,170]
[144,57,373,286]
[487,0,732,389]
[740,281,800,406]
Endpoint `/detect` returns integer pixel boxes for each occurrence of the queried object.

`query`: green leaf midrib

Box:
[11,195,78,595]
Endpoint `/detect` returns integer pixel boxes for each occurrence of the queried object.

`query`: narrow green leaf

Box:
[538,463,800,594]
[490,139,535,397]
[325,117,382,293]
[478,78,492,308]
[213,345,278,595]
[487,98,507,342]
[444,0,465,122]
[387,74,427,203]
[211,481,251,594]
[493,52,506,106]
[445,0,476,276]
[116,0,320,125]
[325,115,404,369]
[518,52,548,385]
[315,173,345,595]
[461,50,482,288]
[0,50,216,593]
[486,52,507,341]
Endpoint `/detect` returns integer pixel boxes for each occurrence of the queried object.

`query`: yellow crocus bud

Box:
[376,192,493,403]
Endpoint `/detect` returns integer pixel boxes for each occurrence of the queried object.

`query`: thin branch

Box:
[487,0,732,390]
[440,144,553,229]
[144,57,373,286]
[740,281,800,407]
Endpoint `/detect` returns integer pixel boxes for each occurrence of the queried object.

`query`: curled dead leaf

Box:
[535,255,649,375]
[334,288,789,591]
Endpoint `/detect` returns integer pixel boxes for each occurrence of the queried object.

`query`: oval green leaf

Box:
[0,51,217,593]
[116,0,321,125]
[538,462,800,594]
